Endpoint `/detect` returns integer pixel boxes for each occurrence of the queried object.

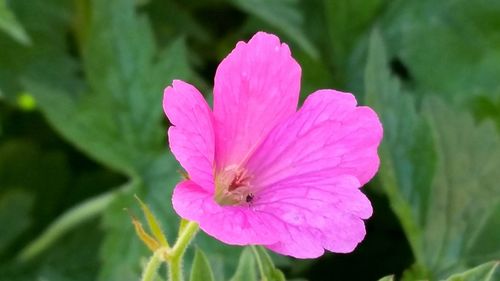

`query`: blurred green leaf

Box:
[0,189,33,254]
[471,95,500,131]
[422,98,500,276]
[0,0,75,101]
[365,30,500,279]
[98,181,144,281]
[230,0,318,59]
[26,0,192,176]
[444,261,498,281]
[377,275,394,281]
[318,0,385,86]
[323,0,383,60]
[0,0,30,45]
[365,29,436,266]
[98,153,242,281]
[251,246,286,281]
[0,220,102,281]
[0,139,70,231]
[17,187,121,262]
[230,247,257,281]
[189,248,215,281]
[381,0,500,105]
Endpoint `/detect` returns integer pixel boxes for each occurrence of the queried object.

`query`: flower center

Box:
[214,166,253,206]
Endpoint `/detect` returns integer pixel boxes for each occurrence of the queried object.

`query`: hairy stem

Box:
[168,221,199,281]
[141,250,163,281]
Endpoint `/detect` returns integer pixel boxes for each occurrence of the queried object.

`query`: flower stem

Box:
[168,255,182,281]
[141,250,162,281]
[168,221,199,281]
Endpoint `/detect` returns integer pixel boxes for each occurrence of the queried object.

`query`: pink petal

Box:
[243,90,381,257]
[172,180,284,245]
[266,226,325,259]
[247,89,383,188]
[213,31,301,169]
[255,176,371,257]
[163,80,215,191]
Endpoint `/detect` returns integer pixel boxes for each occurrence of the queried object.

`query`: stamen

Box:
[214,166,254,206]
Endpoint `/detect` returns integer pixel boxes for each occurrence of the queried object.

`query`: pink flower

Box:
[163,32,382,258]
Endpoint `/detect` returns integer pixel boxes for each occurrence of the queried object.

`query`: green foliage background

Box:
[0,0,498,280]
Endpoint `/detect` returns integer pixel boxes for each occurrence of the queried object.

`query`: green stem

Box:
[250,246,266,278]
[168,255,182,281]
[141,250,163,281]
[17,181,136,261]
[168,221,199,281]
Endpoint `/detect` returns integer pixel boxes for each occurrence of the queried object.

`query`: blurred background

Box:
[0,0,499,280]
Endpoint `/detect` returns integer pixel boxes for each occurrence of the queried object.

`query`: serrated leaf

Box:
[365,29,436,265]
[0,0,30,45]
[365,30,500,279]
[230,247,257,281]
[422,98,500,276]
[380,0,500,106]
[189,248,215,281]
[25,0,192,176]
[251,246,286,281]
[444,261,499,281]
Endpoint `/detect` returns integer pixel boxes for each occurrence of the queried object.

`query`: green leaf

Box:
[230,0,318,59]
[190,248,215,281]
[377,275,394,281]
[421,98,500,276]
[0,0,74,101]
[0,139,71,233]
[365,29,436,265]
[0,219,102,281]
[365,30,500,279]
[0,0,30,45]
[471,95,500,131]
[251,246,286,281]
[26,0,192,176]
[444,261,499,281]
[17,187,120,262]
[230,247,257,281]
[98,181,144,281]
[98,153,242,281]
[380,0,500,106]
[317,0,385,85]
[0,189,33,254]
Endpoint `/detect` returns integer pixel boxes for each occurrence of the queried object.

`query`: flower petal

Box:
[163,80,215,191]
[255,175,371,257]
[243,89,381,257]
[247,89,383,188]
[213,31,301,168]
[172,180,283,245]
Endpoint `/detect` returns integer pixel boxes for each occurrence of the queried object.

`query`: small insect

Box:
[245,193,254,203]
